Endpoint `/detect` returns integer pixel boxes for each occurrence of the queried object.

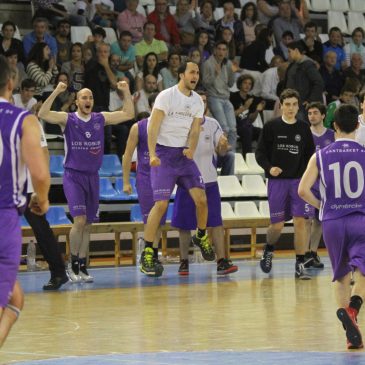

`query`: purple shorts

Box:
[0,209,22,308]
[151,145,205,201]
[63,168,100,223]
[268,178,314,223]
[323,214,365,281]
[171,182,222,230]
[136,173,167,225]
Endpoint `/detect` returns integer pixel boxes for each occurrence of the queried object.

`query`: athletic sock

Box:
[296,255,305,263]
[197,228,206,238]
[153,248,158,259]
[349,295,363,313]
[145,241,153,250]
[266,244,275,252]
[71,255,79,274]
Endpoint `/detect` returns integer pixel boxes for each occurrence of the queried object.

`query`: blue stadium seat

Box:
[20,215,30,227]
[46,206,72,225]
[49,155,64,177]
[99,178,123,200]
[115,177,138,200]
[99,154,122,177]
[130,202,174,222]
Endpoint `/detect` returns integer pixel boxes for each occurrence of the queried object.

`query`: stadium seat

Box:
[104,27,118,44]
[46,206,72,225]
[137,4,147,16]
[330,0,349,11]
[214,7,224,19]
[349,0,363,11]
[305,0,312,10]
[328,11,349,34]
[99,154,122,177]
[246,153,265,174]
[71,26,92,44]
[217,176,245,197]
[310,0,330,11]
[234,153,250,175]
[221,202,236,218]
[318,34,329,43]
[99,178,122,200]
[147,5,155,14]
[20,215,30,227]
[259,201,270,218]
[234,201,261,218]
[115,177,138,200]
[347,12,365,34]
[263,110,274,124]
[49,155,64,177]
[241,175,267,197]
[130,204,143,221]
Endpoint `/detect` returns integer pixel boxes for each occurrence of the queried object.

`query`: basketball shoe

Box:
[337,307,363,349]
[191,234,215,261]
[217,258,238,275]
[178,259,189,276]
[140,247,164,277]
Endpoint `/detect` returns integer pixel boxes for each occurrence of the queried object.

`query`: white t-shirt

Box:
[27,123,47,193]
[13,94,37,112]
[152,85,204,147]
[194,116,223,184]
[92,0,114,19]
[356,114,365,146]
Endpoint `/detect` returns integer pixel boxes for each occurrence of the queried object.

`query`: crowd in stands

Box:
[2,0,365,160]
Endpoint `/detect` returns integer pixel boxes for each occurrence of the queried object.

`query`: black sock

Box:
[71,255,79,274]
[79,257,86,268]
[145,241,153,249]
[153,248,158,259]
[265,244,274,252]
[197,228,206,238]
[296,255,305,263]
[350,295,363,313]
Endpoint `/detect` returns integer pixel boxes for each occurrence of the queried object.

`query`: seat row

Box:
[307,0,363,12]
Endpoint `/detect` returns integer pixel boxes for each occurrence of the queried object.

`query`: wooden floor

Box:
[1,257,365,365]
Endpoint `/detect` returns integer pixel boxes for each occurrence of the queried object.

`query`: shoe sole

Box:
[140,265,164,278]
[337,308,363,348]
[260,261,272,274]
[191,239,215,261]
[178,271,189,276]
[295,274,311,280]
[217,266,238,275]
[43,277,69,291]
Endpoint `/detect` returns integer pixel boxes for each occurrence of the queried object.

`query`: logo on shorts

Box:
[295,134,301,142]
[342,143,350,148]
[93,123,101,131]
[85,131,91,139]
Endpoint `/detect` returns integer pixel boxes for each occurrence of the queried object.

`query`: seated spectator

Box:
[55,19,72,67]
[82,43,94,64]
[344,27,365,70]
[192,0,216,46]
[23,17,58,59]
[174,0,196,48]
[13,79,40,113]
[51,72,76,112]
[273,30,294,61]
[160,52,181,88]
[147,0,180,48]
[73,0,94,24]
[61,42,85,92]
[26,42,59,99]
[0,21,25,65]
[215,1,244,54]
[84,27,107,60]
[190,30,211,62]
[257,0,278,25]
[111,31,136,74]
[134,74,158,114]
[135,22,168,68]
[240,2,260,47]
[272,0,304,45]
[117,0,146,44]
[230,74,265,157]
[4,49,27,92]
[343,53,365,92]
[110,54,126,79]
[240,26,273,72]
[319,50,344,104]
[323,27,346,71]
[219,27,236,60]
[135,52,163,91]
[92,0,118,27]
[299,21,323,65]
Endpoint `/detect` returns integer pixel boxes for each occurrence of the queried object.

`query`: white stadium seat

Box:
[217,176,245,197]
[234,153,250,175]
[259,201,270,218]
[330,0,349,11]
[347,12,365,34]
[310,0,330,12]
[245,153,265,174]
[241,175,267,197]
[349,0,363,11]
[328,11,349,34]
[104,27,118,44]
[71,26,92,44]
[234,201,262,218]
[221,202,236,219]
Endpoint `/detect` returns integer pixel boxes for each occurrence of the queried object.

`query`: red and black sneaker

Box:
[217,258,238,275]
[178,259,189,276]
[337,307,363,349]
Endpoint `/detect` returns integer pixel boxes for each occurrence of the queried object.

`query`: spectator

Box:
[4,49,27,93]
[12,78,39,113]
[272,0,303,45]
[299,21,323,65]
[344,27,365,70]
[135,22,168,68]
[147,0,180,48]
[0,21,25,65]
[134,74,158,114]
[257,0,278,25]
[190,30,211,62]
[110,54,126,79]
[92,0,118,27]
[82,43,94,64]
[55,19,72,67]
[319,51,344,105]
[73,0,94,25]
[117,0,146,44]
[23,18,57,59]
[61,42,85,92]
[111,31,136,74]
[174,0,196,48]
[26,42,59,99]
[344,53,365,92]
[323,27,346,71]
[136,52,163,91]
[230,74,265,157]
[192,0,216,46]
[274,30,294,61]
[240,2,260,46]
[285,41,324,119]
[202,41,237,150]
[160,52,181,88]
[219,27,236,61]
[84,27,107,60]
[215,1,244,54]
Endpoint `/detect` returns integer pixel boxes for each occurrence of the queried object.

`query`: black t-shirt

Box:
[255,117,315,178]
[230,91,262,123]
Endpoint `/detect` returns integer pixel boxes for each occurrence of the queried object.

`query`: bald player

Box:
[38,81,134,283]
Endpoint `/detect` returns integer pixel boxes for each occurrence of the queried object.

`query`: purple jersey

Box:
[317,139,365,221]
[63,112,105,173]
[312,128,335,151]
[137,118,150,177]
[0,100,29,210]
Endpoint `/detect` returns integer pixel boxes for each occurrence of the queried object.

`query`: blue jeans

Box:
[217,151,234,176]
[207,96,237,150]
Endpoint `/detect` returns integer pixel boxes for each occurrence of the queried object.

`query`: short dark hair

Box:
[1,21,16,32]
[143,21,156,31]
[57,18,71,28]
[306,102,326,116]
[214,40,228,49]
[279,88,300,104]
[92,27,106,38]
[137,111,150,120]
[4,49,18,58]
[148,92,159,108]
[21,78,37,90]
[236,74,255,90]
[282,30,294,39]
[334,104,359,133]
[120,30,132,39]
[304,21,317,31]
[168,51,181,62]
[329,27,342,36]
[352,27,365,39]
[177,61,199,80]
[0,55,12,92]
[287,41,305,54]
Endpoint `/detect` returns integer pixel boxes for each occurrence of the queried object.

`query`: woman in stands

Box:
[0,21,25,65]
[61,42,85,92]
[240,2,260,47]
[135,52,163,92]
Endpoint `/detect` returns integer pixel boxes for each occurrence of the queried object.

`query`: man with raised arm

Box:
[0,55,50,348]
[38,80,134,283]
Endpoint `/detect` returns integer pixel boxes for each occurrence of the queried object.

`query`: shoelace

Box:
[200,235,212,252]
[143,250,154,266]
[263,251,273,266]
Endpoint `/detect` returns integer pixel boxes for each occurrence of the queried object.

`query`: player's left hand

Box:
[183,148,194,159]
[117,80,130,94]
[29,193,49,216]
[217,135,229,155]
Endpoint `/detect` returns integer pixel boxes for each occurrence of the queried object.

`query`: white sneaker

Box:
[67,268,82,283]
[79,268,94,283]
